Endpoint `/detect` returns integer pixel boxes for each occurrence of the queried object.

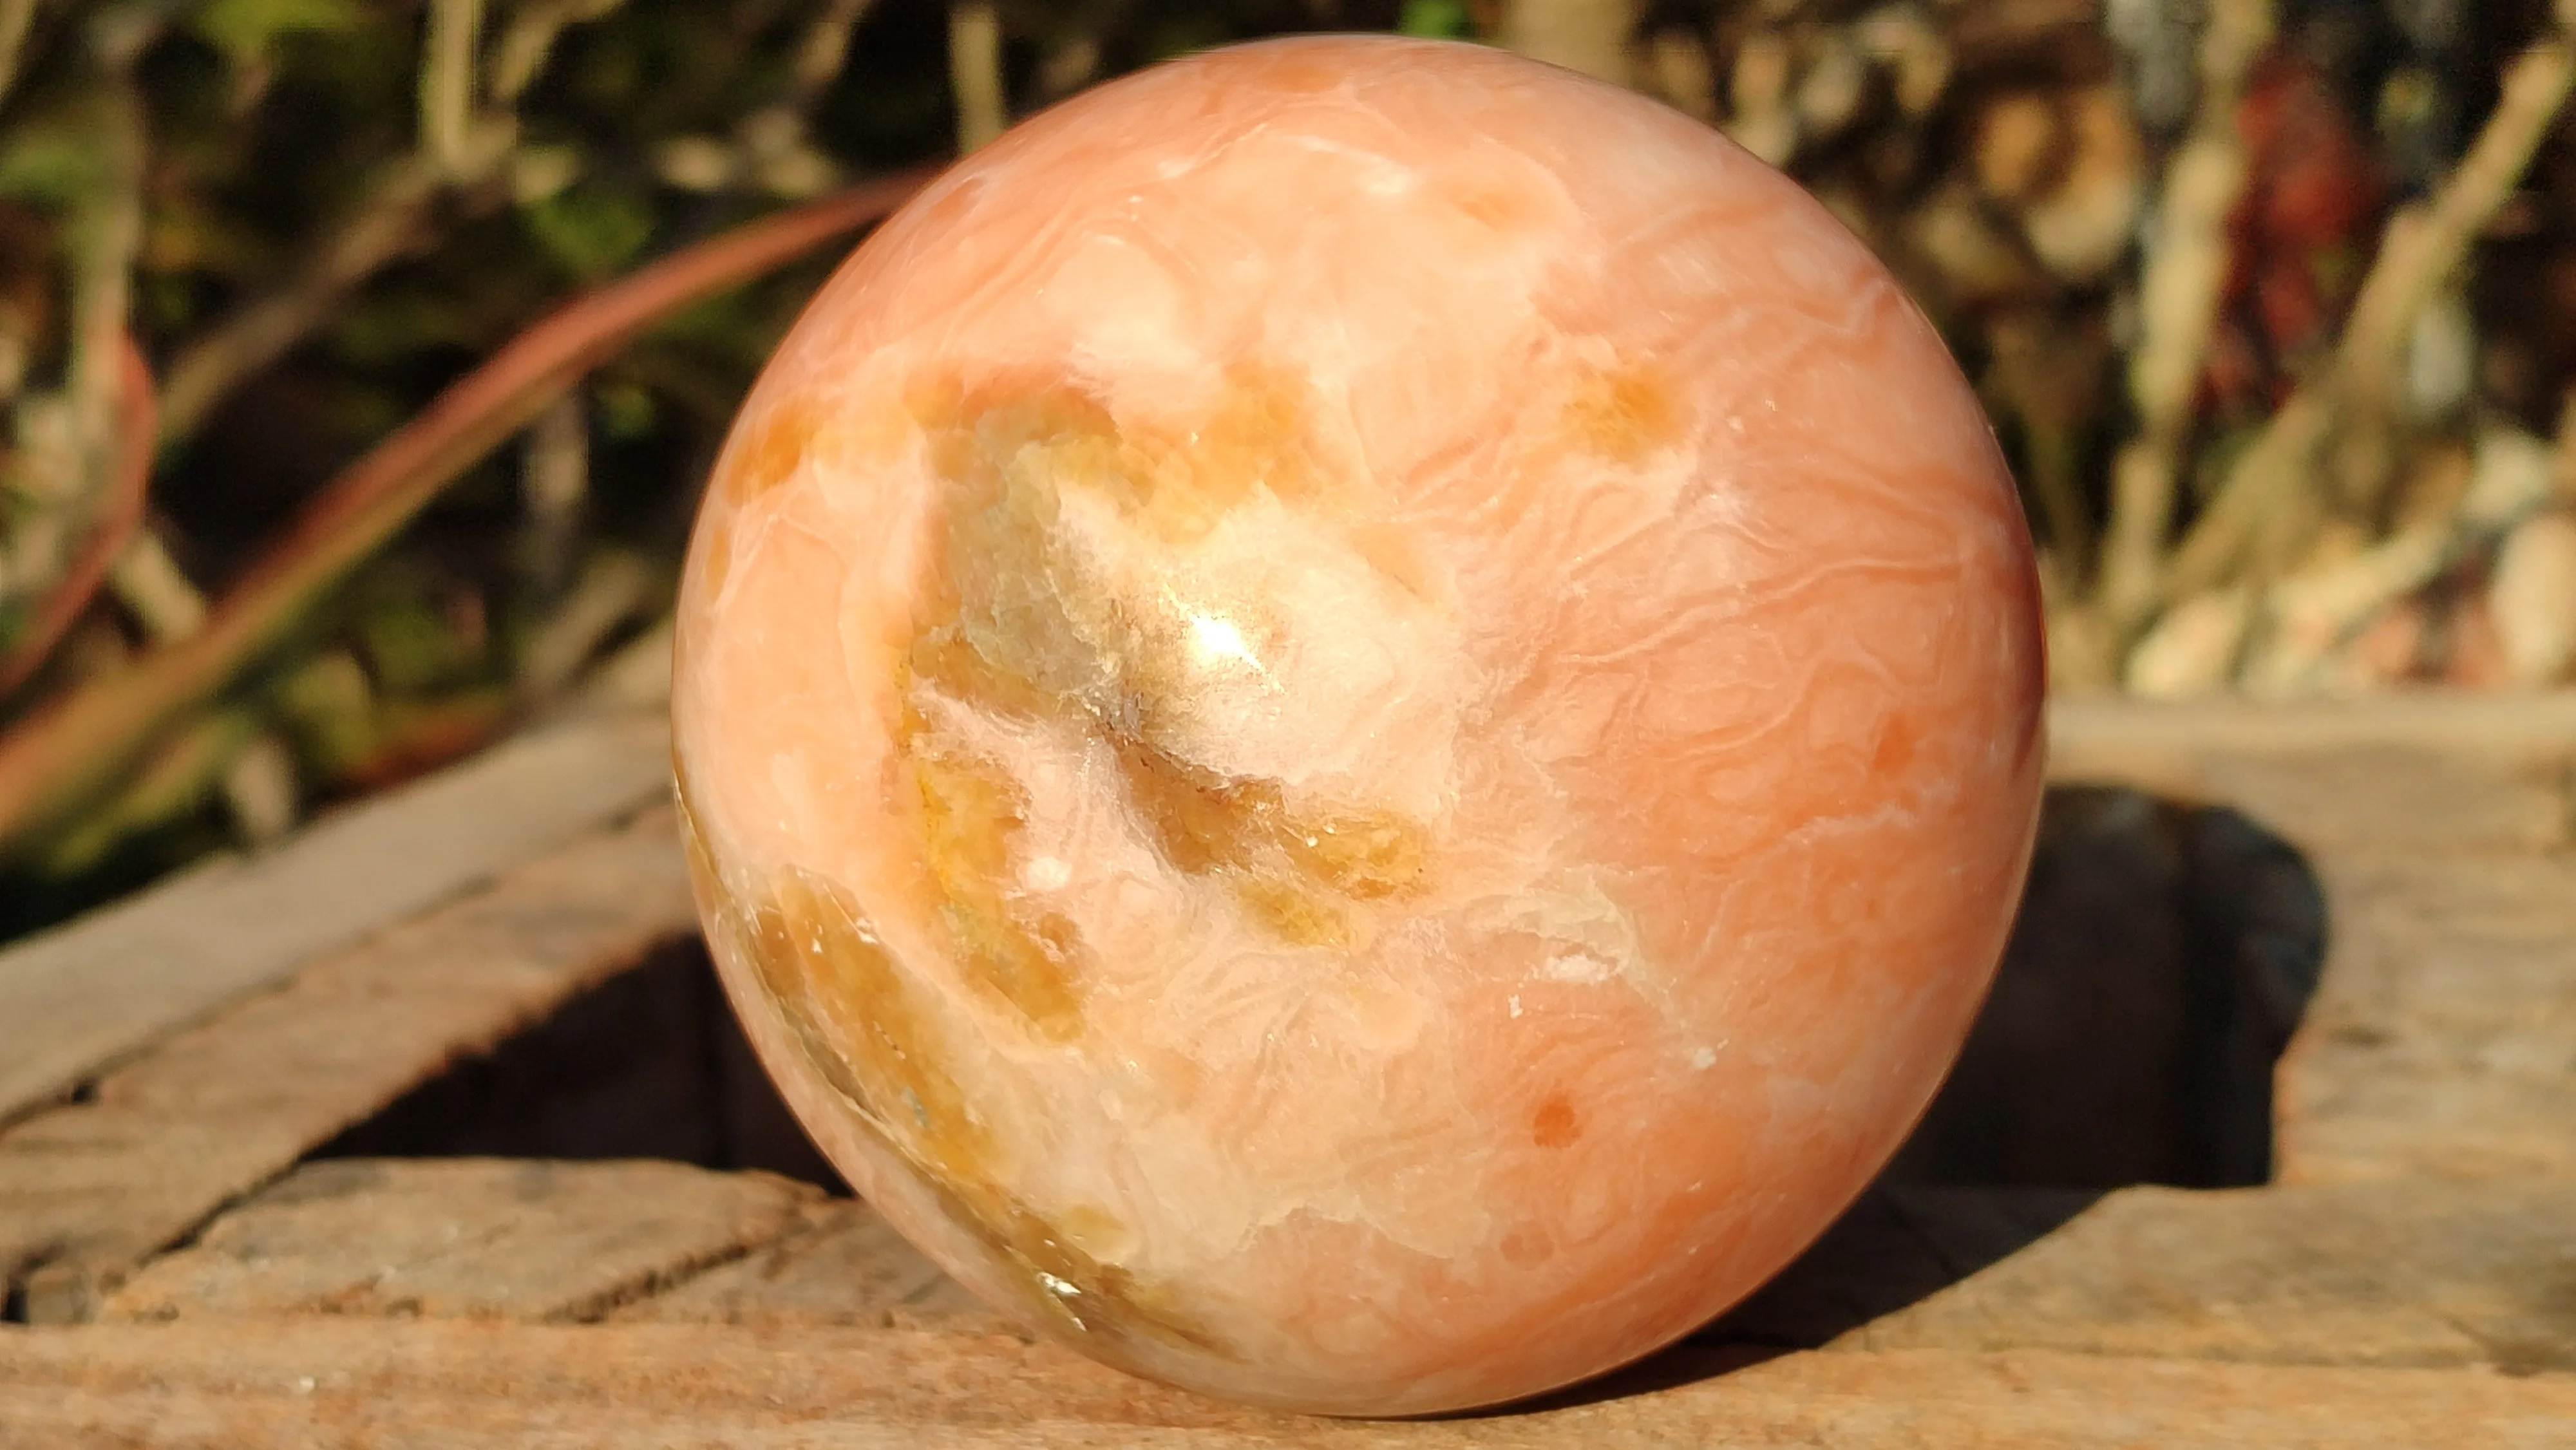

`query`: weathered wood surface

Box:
[1804,1181,2575,1374]
[82,1155,2570,1380]
[0,813,696,1323]
[2283,850,2576,1183]
[0,713,673,1129]
[102,1160,818,1324]
[2047,689,2576,764]
[611,1192,994,1328]
[2,1319,2570,1449]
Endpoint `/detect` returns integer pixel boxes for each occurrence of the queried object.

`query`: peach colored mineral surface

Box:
[674,34,2045,1417]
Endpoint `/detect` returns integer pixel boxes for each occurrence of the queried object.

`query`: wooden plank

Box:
[2045,740,2570,854]
[611,1195,993,1328]
[2280,1064,2576,1185]
[100,1160,818,1323]
[1797,1181,2576,1375]
[97,1154,2576,1378]
[2048,689,2576,762]
[2189,749,2572,855]
[1,1319,2568,1447]
[2280,852,2576,1183]
[0,711,674,1129]
[0,813,696,1323]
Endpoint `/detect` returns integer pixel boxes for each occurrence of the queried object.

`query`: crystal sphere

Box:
[674,35,2043,1416]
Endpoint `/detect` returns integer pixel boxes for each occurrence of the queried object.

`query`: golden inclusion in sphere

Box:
[674,35,2045,1416]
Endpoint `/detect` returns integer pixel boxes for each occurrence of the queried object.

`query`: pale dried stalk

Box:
[520,549,653,700]
[0,339,151,699]
[520,386,589,599]
[2096,0,2273,640]
[733,0,878,196]
[2488,509,2576,686]
[2237,516,2458,695]
[105,529,207,643]
[487,0,625,107]
[67,75,170,650]
[220,733,298,849]
[2168,32,2576,601]
[65,78,144,500]
[2342,46,2576,413]
[0,0,37,111]
[421,0,488,179]
[949,1,1005,153]
[791,0,876,106]
[1498,0,1638,86]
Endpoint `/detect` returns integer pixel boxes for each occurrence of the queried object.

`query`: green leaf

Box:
[0,124,111,206]
[1396,0,1474,39]
[520,185,658,282]
[595,380,659,440]
[191,0,367,68]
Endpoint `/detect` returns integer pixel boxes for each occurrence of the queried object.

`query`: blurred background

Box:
[0,0,2570,940]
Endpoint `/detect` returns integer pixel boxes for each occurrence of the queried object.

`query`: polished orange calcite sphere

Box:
[674,35,2043,1416]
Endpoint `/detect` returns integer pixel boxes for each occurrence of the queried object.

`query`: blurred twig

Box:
[2096,0,2273,643]
[105,525,207,641]
[0,0,36,111]
[1498,0,1636,86]
[791,0,875,108]
[488,0,625,106]
[519,386,587,599]
[0,335,151,699]
[421,0,489,180]
[2169,26,2576,601]
[0,166,938,859]
[949,1,1005,153]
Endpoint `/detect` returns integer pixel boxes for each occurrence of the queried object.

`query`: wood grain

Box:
[0,813,696,1323]
[102,1159,819,1323]
[2280,851,2576,1183]
[612,1194,993,1328]
[1830,1180,2576,1374]
[0,712,674,1129]
[0,1319,2567,1447]
[2048,688,2576,763]
[104,1157,2576,1379]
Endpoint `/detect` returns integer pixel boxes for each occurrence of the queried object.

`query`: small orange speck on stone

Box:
[1531,1098,1580,1148]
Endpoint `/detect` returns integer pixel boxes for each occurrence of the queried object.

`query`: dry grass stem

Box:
[2170,30,2576,602]
[520,549,653,701]
[792,0,876,106]
[0,338,152,699]
[1498,0,1638,86]
[218,732,298,848]
[948,2,1005,153]
[106,529,208,644]
[421,0,489,179]
[0,0,37,111]
[2096,0,2274,640]
[519,388,589,600]
[487,0,626,107]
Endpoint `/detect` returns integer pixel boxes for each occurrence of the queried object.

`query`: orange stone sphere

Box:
[674,35,2044,1416]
